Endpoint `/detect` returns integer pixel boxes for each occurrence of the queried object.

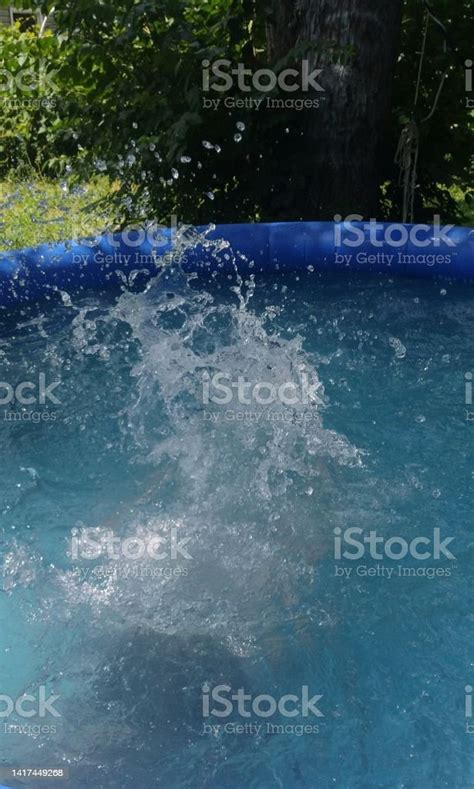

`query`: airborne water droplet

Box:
[388,336,406,359]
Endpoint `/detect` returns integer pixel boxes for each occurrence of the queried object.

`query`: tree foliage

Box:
[1,0,472,224]
[0,24,66,175]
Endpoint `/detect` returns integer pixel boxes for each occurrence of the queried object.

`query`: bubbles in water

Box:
[236,121,245,131]
[180,156,192,163]
[234,133,242,143]
[0,540,40,593]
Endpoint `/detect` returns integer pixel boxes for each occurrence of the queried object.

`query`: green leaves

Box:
[2,0,472,223]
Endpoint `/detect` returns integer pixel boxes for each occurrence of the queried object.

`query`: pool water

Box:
[0,259,473,788]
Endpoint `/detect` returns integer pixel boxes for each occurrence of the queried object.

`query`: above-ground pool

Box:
[0,226,473,788]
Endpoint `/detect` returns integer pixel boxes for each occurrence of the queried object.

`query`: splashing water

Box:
[0,239,473,787]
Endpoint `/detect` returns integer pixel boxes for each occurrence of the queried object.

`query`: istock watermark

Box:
[71,216,183,270]
[1,373,61,424]
[0,60,58,109]
[201,58,325,111]
[465,684,474,734]
[201,684,324,737]
[70,525,192,560]
[68,523,193,582]
[0,374,60,406]
[0,61,58,92]
[464,372,474,422]
[465,59,473,108]
[334,526,456,580]
[0,686,61,738]
[201,369,323,424]
[333,214,456,269]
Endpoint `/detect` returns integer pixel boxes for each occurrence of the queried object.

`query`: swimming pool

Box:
[0,236,473,787]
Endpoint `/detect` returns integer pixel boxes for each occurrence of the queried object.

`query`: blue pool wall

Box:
[0,221,472,307]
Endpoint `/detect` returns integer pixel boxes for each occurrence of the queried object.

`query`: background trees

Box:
[265,0,404,218]
[1,0,472,226]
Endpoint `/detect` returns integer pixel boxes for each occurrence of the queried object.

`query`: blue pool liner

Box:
[0,221,472,307]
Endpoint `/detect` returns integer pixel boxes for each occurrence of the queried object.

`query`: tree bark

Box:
[264,0,403,219]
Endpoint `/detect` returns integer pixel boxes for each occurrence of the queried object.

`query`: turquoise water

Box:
[0,264,473,788]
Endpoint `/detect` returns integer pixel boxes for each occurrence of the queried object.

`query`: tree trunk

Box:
[264,0,403,219]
